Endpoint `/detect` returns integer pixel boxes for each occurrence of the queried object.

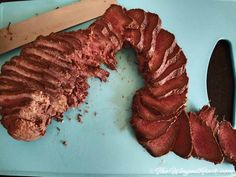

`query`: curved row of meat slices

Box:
[126,8,188,157]
[126,8,236,166]
[132,103,236,165]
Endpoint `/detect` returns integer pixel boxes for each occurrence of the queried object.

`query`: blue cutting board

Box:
[0,0,236,176]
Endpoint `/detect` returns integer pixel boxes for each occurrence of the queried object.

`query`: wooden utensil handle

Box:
[0,0,116,55]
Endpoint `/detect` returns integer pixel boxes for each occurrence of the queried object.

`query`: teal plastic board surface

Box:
[0,0,236,176]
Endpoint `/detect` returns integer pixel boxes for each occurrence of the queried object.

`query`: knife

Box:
[0,0,116,55]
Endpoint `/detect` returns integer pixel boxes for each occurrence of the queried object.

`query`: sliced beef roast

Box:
[1,4,234,168]
[0,5,132,141]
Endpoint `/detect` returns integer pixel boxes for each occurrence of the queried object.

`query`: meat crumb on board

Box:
[56,127,60,135]
[60,140,68,147]
[56,127,60,132]
[77,114,83,123]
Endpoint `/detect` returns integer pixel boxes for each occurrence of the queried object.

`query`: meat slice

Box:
[103,4,137,40]
[21,47,72,69]
[0,84,16,91]
[152,51,187,85]
[89,23,115,49]
[148,73,188,98]
[148,40,176,81]
[2,63,58,90]
[0,106,22,117]
[21,53,73,77]
[125,9,144,46]
[141,90,187,116]
[198,105,219,135]
[0,92,32,107]
[132,90,180,121]
[139,118,179,157]
[130,115,174,139]
[147,29,175,72]
[54,33,82,50]
[24,55,75,84]
[189,113,223,164]
[149,43,180,81]
[217,121,236,165]
[142,12,161,53]
[10,56,66,83]
[93,19,121,50]
[125,29,141,47]
[9,57,61,86]
[127,9,147,52]
[127,9,145,25]
[87,20,124,70]
[0,73,45,92]
[70,30,90,49]
[34,35,74,53]
[173,111,192,158]
[28,45,73,64]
